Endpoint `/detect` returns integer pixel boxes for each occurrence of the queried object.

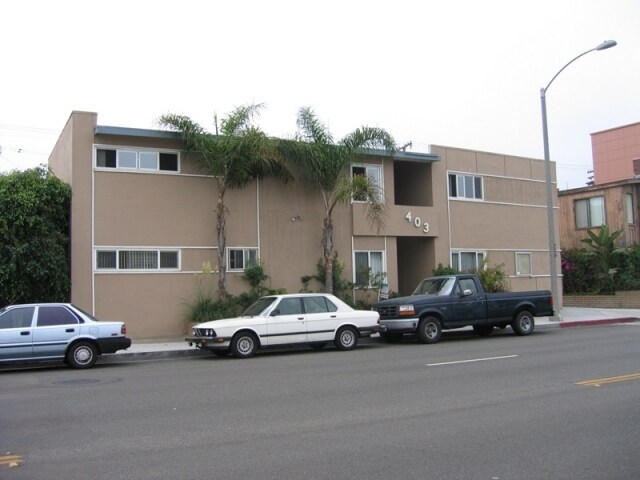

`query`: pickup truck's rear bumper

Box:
[379,318,419,333]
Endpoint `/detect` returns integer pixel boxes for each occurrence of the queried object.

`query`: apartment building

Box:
[48,111,560,338]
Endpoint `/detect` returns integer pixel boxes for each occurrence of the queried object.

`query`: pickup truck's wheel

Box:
[380,332,403,343]
[66,341,98,369]
[417,316,442,344]
[231,332,258,358]
[335,326,358,350]
[511,311,535,336]
[473,325,494,336]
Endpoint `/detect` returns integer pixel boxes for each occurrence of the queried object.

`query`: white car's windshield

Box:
[412,277,455,296]
[242,297,277,317]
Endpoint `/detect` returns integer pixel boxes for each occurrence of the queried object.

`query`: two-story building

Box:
[48,111,560,338]
[558,121,640,250]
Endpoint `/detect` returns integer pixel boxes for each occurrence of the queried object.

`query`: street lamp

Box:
[540,39,617,317]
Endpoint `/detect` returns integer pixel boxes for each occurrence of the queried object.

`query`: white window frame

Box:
[515,252,532,276]
[451,250,485,272]
[448,173,483,200]
[95,249,180,271]
[94,146,180,173]
[574,196,605,229]
[351,163,383,203]
[227,248,259,272]
[353,250,385,288]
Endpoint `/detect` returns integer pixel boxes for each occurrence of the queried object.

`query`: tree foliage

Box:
[279,107,395,293]
[159,104,292,299]
[0,166,71,305]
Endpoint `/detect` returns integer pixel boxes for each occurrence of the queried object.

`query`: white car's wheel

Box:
[231,332,258,358]
[334,326,358,351]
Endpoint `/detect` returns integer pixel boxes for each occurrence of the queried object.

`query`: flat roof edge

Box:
[95,125,181,140]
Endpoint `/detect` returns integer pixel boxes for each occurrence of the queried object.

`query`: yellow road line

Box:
[576,372,640,387]
[0,454,24,467]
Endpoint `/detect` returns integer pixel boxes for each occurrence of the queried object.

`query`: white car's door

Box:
[32,305,81,359]
[265,297,307,345]
[0,306,36,361]
[303,296,339,343]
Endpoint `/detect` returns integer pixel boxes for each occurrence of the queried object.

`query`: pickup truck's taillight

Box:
[121,325,127,335]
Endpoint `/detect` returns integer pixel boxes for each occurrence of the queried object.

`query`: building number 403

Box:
[405,212,429,233]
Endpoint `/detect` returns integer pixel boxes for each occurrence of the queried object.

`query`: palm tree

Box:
[159,104,291,299]
[280,107,395,294]
[581,225,625,281]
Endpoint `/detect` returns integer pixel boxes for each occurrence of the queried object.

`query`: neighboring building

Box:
[558,121,640,250]
[48,111,560,339]
[591,121,640,184]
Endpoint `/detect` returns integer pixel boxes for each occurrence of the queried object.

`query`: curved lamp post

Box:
[540,39,617,316]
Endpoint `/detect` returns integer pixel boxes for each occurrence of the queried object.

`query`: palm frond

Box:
[296,107,334,145]
[341,126,396,153]
[221,103,265,136]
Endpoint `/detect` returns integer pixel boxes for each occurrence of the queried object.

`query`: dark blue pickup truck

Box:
[372,274,554,344]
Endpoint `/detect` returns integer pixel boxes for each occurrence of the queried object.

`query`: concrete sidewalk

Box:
[103,307,640,363]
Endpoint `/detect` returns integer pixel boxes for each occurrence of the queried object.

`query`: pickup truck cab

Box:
[372,274,554,344]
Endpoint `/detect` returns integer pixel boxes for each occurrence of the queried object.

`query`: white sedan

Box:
[185,293,381,358]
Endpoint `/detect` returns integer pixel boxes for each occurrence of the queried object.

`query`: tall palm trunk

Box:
[322,216,334,293]
[216,194,228,300]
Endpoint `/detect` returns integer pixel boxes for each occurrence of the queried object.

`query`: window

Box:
[96,148,179,172]
[516,252,532,276]
[354,251,384,287]
[227,248,258,272]
[575,196,605,228]
[275,297,303,315]
[449,173,483,200]
[37,306,79,327]
[451,251,485,272]
[0,307,35,329]
[455,278,478,296]
[303,296,338,314]
[351,164,383,202]
[96,249,179,271]
[626,193,634,224]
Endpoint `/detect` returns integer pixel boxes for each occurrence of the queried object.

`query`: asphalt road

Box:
[1,324,639,480]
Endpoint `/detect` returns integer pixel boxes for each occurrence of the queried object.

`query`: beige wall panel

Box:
[476,152,506,176]
[504,156,533,179]
[449,201,550,248]
[95,273,197,338]
[94,172,218,246]
[484,177,546,205]
[70,112,99,309]
[352,236,386,250]
[353,203,440,237]
[254,176,337,293]
[181,248,217,272]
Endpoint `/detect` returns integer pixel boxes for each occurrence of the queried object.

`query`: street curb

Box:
[557,317,639,328]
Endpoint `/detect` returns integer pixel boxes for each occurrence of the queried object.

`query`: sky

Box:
[1,0,638,190]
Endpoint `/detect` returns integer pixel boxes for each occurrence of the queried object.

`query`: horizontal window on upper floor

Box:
[95,249,180,271]
[95,147,179,172]
[449,173,483,200]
